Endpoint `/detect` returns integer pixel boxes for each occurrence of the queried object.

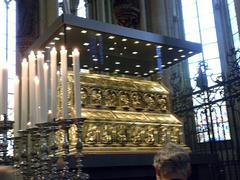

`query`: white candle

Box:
[50,47,57,119]
[72,48,81,118]
[0,65,2,114]
[43,63,49,121]
[14,76,20,136]
[0,64,8,114]
[34,76,41,124]
[28,51,36,126]
[21,59,28,130]
[60,46,68,118]
[37,51,47,122]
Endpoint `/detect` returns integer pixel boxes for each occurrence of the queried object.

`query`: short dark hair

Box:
[153,143,191,178]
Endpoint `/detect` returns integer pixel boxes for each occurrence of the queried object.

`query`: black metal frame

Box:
[175,49,240,180]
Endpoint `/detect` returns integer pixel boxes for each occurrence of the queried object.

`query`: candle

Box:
[21,59,28,130]
[28,51,36,126]
[50,47,58,119]
[0,63,8,114]
[43,63,49,121]
[37,51,47,122]
[0,65,2,114]
[34,76,41,124]
[14,76,20,136]
[60,46,68,118]
[72,48,81,117]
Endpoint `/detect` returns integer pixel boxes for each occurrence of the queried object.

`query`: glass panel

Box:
[185,32,201,43]
[182,0,231,142]
[205,58,222,74]
[201,28,217,44]
[77,0,86,18]
[202,43,219,60]
[182,3,198,19]
[230,18,238,34]
[233,33,240,49]
[228,2,236,18]
[199,15,215,30]
[197,0,213,15]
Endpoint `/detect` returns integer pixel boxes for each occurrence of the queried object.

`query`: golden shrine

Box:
[56,73,183,154]
[29,14,201,154]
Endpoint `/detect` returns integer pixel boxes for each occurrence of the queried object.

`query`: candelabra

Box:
[0,114,14,165]
[11,118,87,180]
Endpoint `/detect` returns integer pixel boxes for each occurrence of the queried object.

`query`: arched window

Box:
[181,0,233,142]
[58,0,86,18]
[0,0,16,121]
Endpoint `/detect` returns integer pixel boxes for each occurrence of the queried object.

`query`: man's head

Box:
[0,166,22,180]
[153,143,191,180]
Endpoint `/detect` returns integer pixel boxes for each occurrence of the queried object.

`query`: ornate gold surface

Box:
[56,73,185,154]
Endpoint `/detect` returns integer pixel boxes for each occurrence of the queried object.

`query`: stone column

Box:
[39,0,58,35]
[16,0,40,75]
[96,0,106,22]
[139,0,147,31]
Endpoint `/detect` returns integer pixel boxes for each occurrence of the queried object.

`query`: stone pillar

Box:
[16,0,39,75]
[96,0,106,22]
[139,0,147,31]
[39,0,58,35]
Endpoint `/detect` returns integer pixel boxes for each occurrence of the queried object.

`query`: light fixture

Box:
[168,47,173,50]
[124,70,129,73]
[161,65,166,67]
[120,53,123,55]
[181,55,186,58]
[87,49,90,52]
[54,37,60,41]
[174,58,179,61]
[167,61,172,64]
[154,55,159,58]
[68,55,73,57]
[106,55,109,58]
[50,42,55,45]
[188,51,193,54]
[134,41,140,44]
[81,30,87,33]
[83,43,90,46]
[146,43,151,46]
[66,26,72,30]
[108,36,115,39]
[96,33,102,36]
[155,67,159,70]
[134,72,139,75]
[115,69,120,72]
[178,49,184,52]
[115,61,120,65]
[122,38,127,42]
[97,43,100,46]
[94,66,99,69]
[132,51,138,55]
[114,42,117,45]
[157,45,162,48]
[123,46,127,50]
[136,64,141,68]
[105,68,110,71]
[143,73,148,76]
[59,32,64,36]
[83,65,88,68]
[93,58,98,62]
[149,70,154,73]
[45,46,50,49]
[92,55,95,58]
[109,47,115,50]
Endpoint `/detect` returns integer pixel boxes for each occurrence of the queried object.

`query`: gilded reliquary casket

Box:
[57,73,184,154]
